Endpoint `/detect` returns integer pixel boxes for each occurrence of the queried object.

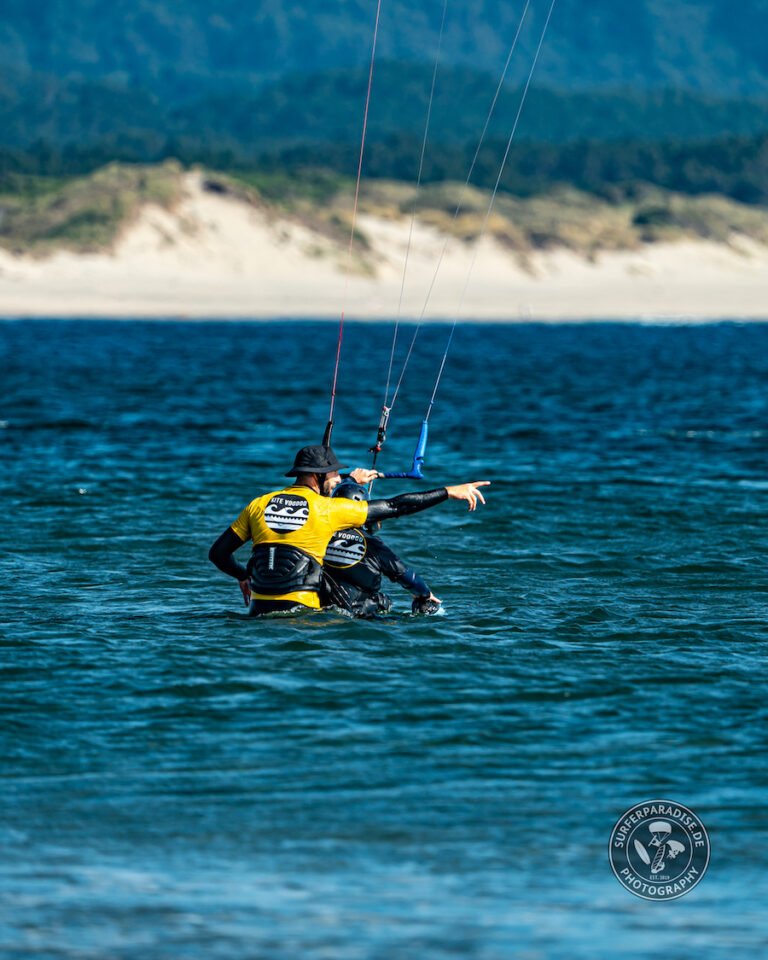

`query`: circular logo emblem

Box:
[264,494,309,532]
[325,529,367,568]
[609,800,710,901]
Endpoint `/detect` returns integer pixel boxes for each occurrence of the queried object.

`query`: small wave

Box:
[8,418,96,431]
[660,560,749,574]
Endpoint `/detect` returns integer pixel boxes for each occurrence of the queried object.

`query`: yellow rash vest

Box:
[231,485,368,608]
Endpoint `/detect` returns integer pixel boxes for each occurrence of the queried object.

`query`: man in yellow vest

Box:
[209,444,489,616]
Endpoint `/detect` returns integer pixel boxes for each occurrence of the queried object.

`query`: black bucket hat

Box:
[285,445,349,477]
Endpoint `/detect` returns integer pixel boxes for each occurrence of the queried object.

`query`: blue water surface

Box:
[1,319,767,959]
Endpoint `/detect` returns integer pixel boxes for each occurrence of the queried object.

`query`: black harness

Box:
[247,543,324,595]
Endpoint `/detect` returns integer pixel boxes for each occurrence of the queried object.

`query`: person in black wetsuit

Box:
[208,443,490,616]
[322,479,442,618]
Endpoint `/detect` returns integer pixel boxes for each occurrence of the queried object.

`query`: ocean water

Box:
[1,318,767,959]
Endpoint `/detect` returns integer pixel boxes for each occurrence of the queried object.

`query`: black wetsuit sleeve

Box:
[397,568,431,596]
[369,537,408,581]
[208,527,249,581]
[366,487,448,522]
[369,536,432,596]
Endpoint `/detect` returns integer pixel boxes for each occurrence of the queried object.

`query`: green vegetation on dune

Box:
[209,169,768,259]
[1,161,767,263]
[226,168,354,208]
[337,180,768,257]
[0,161,183,255]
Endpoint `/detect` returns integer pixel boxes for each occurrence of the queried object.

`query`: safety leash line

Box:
[371,0,449,475]
[388,0,533,416]
[325,0,383,447]
[425,0,559,424]
[383,0,449,410]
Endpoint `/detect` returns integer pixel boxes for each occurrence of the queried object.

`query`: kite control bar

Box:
[380,420,428,479]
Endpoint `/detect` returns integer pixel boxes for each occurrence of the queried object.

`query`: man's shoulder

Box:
[329,494,368,515]
[250,486,308,505]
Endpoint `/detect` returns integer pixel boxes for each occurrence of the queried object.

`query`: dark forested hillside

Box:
[2,0,768,96]
[2,63,768,156]
[3,0,768,205]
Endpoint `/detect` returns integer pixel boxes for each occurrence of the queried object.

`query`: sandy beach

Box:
[1,172,766,321]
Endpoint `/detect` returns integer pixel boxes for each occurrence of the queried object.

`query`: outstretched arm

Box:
[367,481,490,522]
[367,488,447,522]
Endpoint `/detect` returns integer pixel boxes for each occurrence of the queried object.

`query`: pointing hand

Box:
[446,481,490,511]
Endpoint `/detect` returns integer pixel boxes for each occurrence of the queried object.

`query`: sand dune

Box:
[1,172,766,320]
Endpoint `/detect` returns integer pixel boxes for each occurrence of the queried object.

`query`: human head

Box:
[286,445,348,495]
[331,479,369,502]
